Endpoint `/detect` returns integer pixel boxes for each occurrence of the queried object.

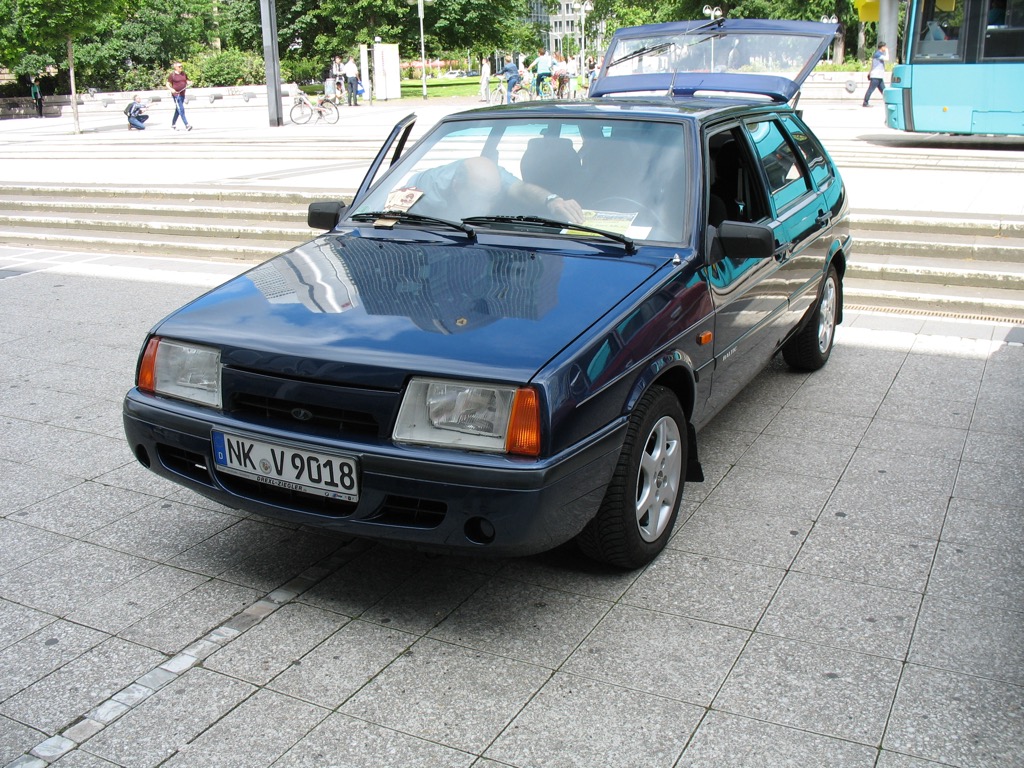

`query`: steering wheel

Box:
[594,196,663,230]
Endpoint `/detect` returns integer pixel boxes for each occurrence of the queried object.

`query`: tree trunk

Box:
[67,37,80,134]
[834,25,846,64]
[833,0,847,64]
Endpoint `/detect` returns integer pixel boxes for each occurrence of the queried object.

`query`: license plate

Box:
[212,432,358,502]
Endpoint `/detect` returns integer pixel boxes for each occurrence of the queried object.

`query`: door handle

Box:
[816,211,831,229]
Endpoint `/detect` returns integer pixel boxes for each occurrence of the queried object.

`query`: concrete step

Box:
[0,194,310,222]
[849,210,1024,237]
[848,252,1024,291]
[844,277,1024,323]
[0,225,292,261]
[0,183,342,206]
[0,211,314,242]
[852,229,1024,265]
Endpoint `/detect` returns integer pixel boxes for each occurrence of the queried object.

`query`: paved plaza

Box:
[1,96,1023,767]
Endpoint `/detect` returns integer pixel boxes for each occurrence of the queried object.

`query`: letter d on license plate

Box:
[212,431,358,502]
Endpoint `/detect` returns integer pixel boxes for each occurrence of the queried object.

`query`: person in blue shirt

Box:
[862,42,888,107]
[501,55,520,104]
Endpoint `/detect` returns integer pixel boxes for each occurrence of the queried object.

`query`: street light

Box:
[821,15,838,63]
[573,0,593,71]
[406,0,434,99]
[703,7,723,70]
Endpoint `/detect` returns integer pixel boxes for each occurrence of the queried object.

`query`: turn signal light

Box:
[138,337,160,393]
[505,388,541,456]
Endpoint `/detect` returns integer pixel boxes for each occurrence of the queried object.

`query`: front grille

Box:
[158,444,214,486]
[367,495,447,529]
[229,393,379,438]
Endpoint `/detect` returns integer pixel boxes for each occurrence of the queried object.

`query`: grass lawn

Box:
[302,78,481,100]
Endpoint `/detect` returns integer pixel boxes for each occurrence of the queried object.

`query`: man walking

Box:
[343,57,360,106]
[862,42,889,107]
[167,61,193,130]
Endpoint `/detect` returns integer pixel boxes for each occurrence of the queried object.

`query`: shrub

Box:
[187,50,265,87]
[281,57,322,85]
[119,66,167,92]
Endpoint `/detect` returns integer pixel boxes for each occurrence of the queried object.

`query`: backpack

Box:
[124,103,133,116]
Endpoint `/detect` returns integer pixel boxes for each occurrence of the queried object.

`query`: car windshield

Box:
[350,116,692,245]
[604,28,827,81]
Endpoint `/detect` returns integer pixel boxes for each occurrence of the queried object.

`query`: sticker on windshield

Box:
[385,187,424,212]
[568,209,638,236]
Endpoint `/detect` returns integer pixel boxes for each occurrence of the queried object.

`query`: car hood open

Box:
[153,235,663,389]
[591,19,838,104]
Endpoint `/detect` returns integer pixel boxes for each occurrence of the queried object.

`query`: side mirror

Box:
[717,220,774,261]
[307,201,347,231]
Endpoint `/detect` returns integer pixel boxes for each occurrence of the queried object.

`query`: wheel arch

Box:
[623,351,705,483]
[827,240,848,325]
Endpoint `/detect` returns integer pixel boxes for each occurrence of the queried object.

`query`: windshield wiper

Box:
[350,210,476,240]
[606,41,677,70]
[463,215,636,254]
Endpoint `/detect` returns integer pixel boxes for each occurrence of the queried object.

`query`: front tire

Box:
[782,264,840,371]
[577,386,687,569]
[290,101,312,125]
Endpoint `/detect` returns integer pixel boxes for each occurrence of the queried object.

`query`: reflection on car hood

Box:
[154,235,661,388]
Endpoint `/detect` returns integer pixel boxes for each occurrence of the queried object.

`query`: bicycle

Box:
[290,92,339,125]
[489,75,533,105]
[537,76,557,100]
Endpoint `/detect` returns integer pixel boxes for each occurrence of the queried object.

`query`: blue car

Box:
[124,20,850,568]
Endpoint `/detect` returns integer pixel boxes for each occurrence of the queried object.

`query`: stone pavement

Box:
[0,246,1022,767]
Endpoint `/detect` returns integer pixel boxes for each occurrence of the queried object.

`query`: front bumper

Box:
[123,390,625,557]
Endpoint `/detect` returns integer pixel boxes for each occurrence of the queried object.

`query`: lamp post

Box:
[703,6,723,70]
[406,0,434,99]
[573,0,593,72]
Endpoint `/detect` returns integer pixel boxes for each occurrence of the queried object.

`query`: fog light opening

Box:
[134,444,152,468]
[465,517,496,545]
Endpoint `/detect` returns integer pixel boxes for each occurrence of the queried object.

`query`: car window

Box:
[707,126,769,227]
[779,115,832,190]
[350,117,692,244]
[744,118,812,214]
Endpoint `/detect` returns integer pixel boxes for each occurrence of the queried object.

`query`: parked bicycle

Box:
[290,91,339,125]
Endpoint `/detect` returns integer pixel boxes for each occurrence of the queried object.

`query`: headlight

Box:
[394,378,541,456]
[137,337,222,409]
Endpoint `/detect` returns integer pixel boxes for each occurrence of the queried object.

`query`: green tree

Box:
[73,0,214,91]
[0,0,121,132]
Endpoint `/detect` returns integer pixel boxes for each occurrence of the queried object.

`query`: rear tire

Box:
[321,100,339,124]
[782,264,840,371]
[576,386,687,569]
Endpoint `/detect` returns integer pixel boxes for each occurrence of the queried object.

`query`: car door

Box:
[743,115,830,330]
[704,124,791,414]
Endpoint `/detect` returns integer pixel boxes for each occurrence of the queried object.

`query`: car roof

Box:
[443,96,785,125]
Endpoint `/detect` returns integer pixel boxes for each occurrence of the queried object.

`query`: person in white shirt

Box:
[343,57,360,106]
